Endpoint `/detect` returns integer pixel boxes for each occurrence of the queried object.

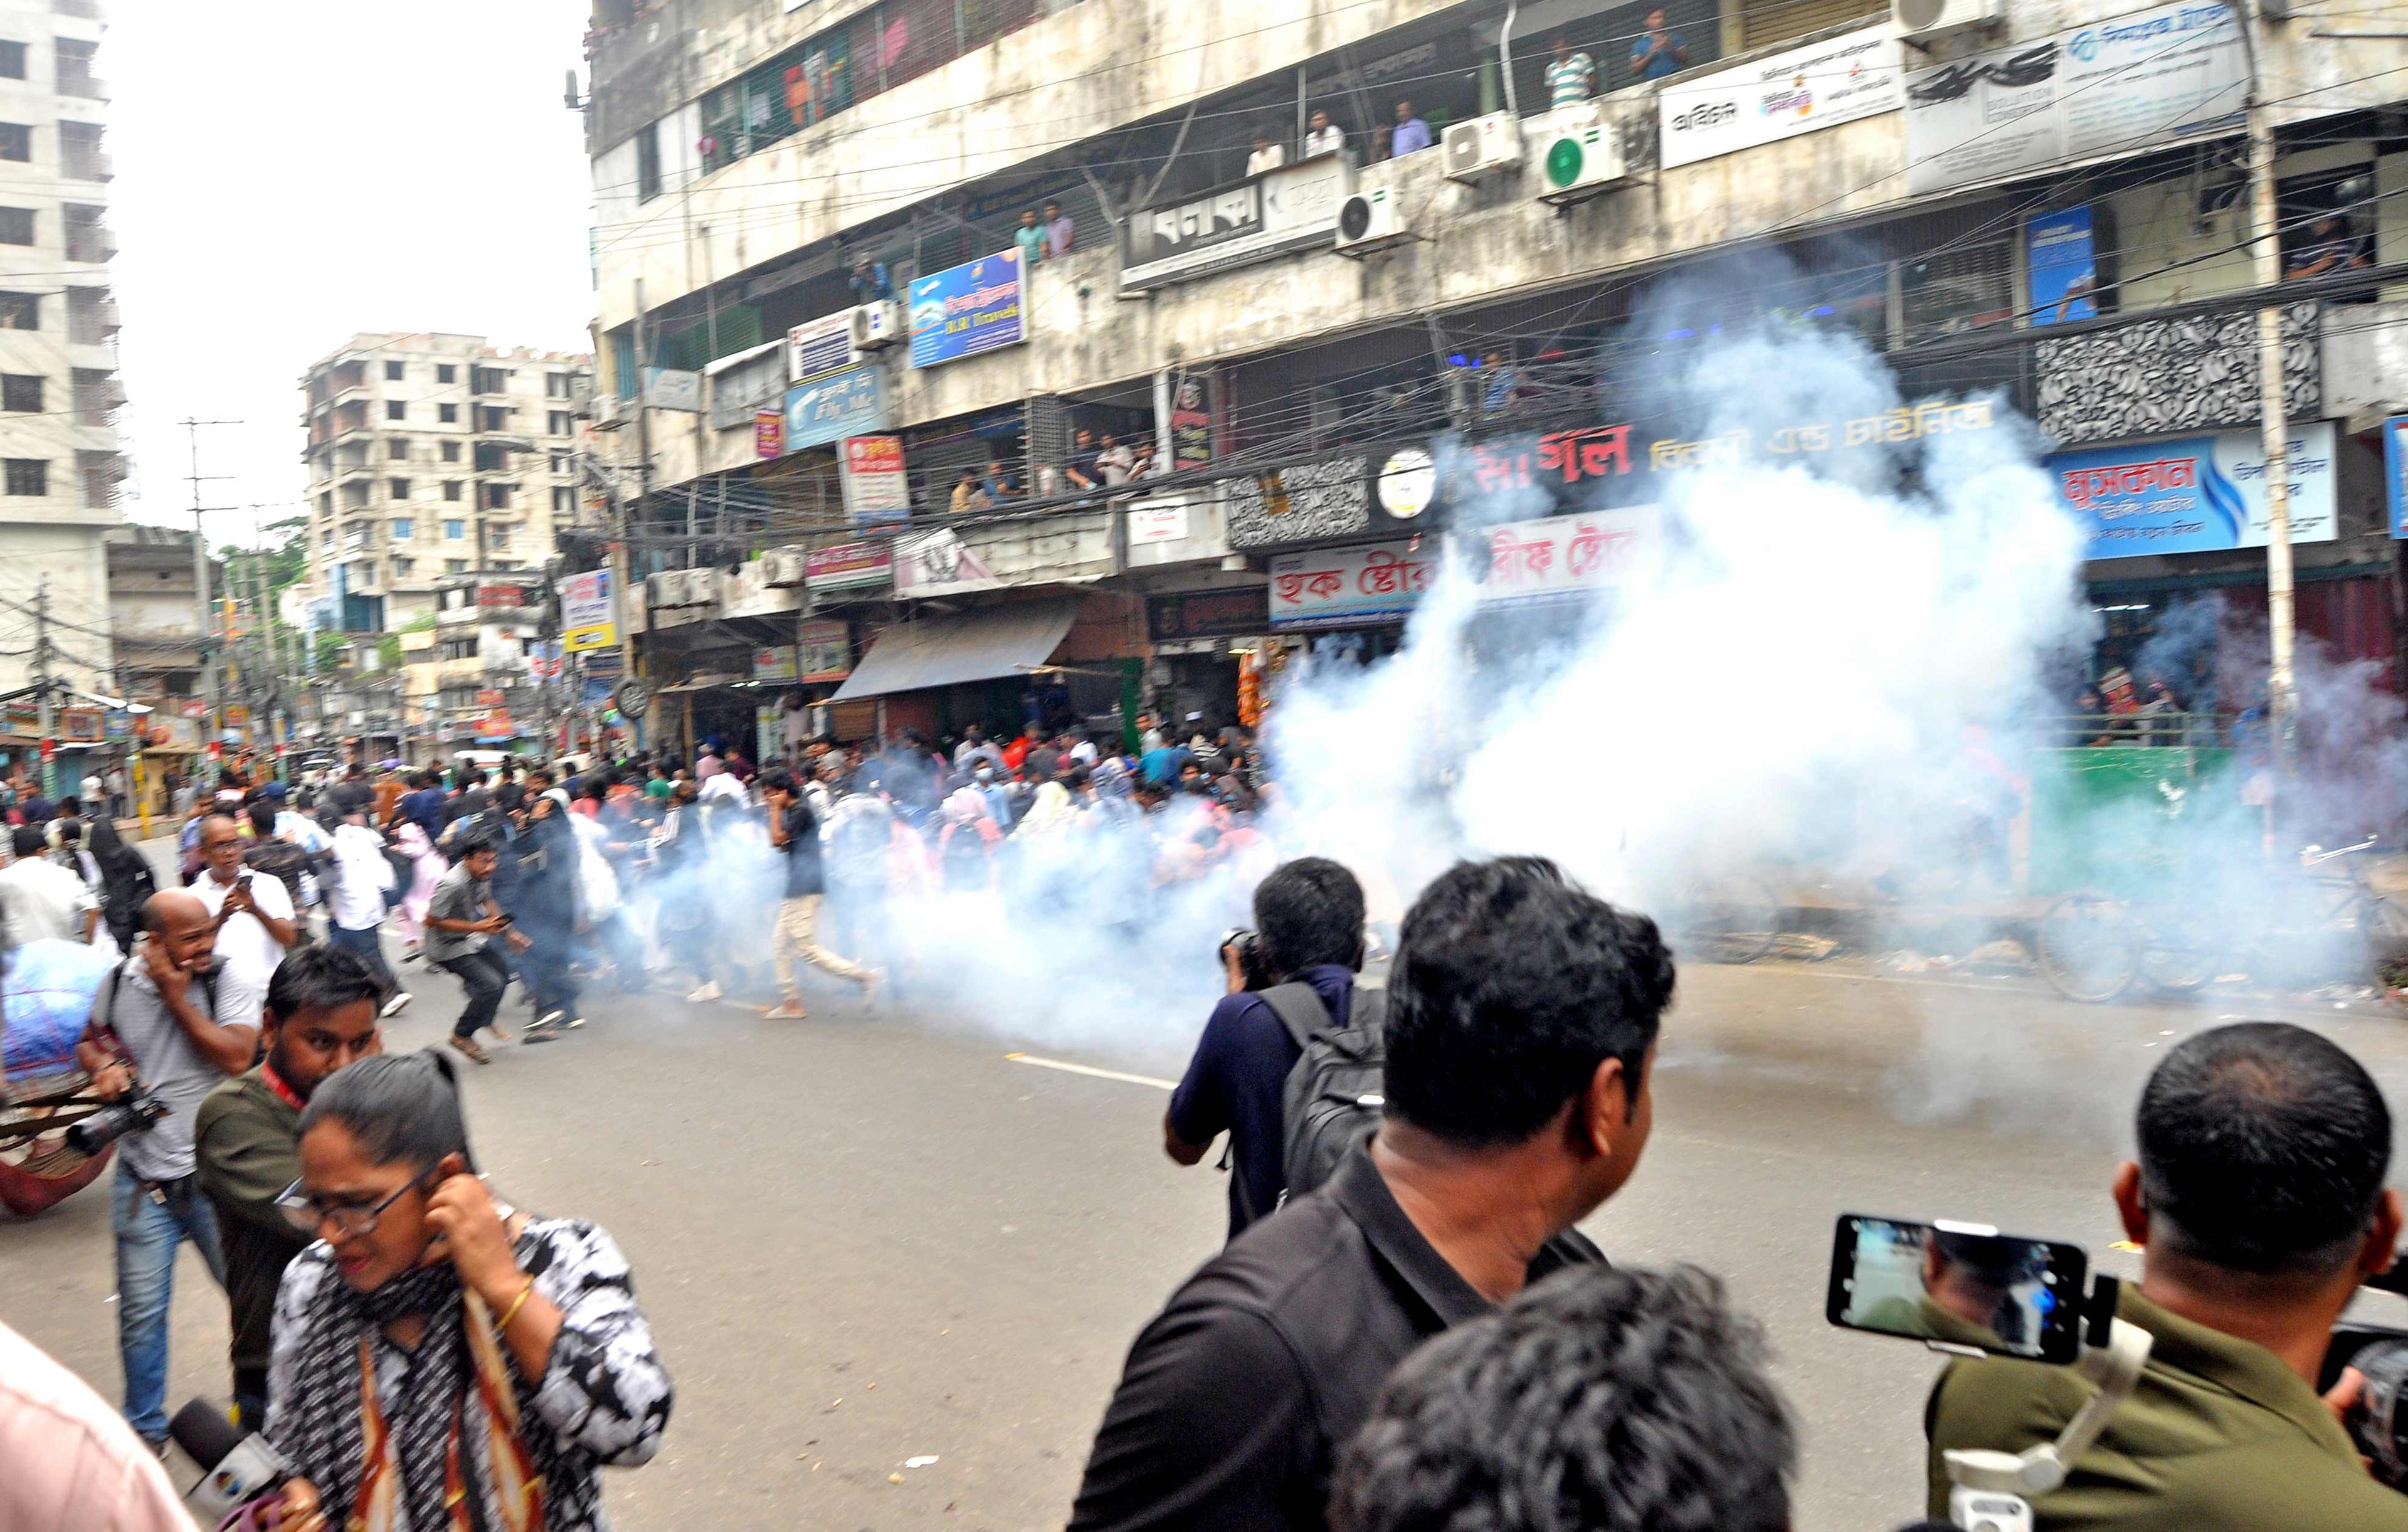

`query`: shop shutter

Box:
[1738,0,1883,51]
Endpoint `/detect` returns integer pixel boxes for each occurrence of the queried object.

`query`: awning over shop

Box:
[832,599,1078,703]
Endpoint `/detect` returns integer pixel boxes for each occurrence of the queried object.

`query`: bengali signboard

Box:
[752,646,800,682]
[787,310,856,382]
[805,541,893,592]
[1121,156,1352,293]
[1658,23,1903,170]
[1464,508,1664,608]
[1148,586,1272,642]
[1904,1,2246,196]
[1267,540,1435,629]
[1171,374,1212,469]
[907,250,1025,368]
[2048,422,2337,561]
[797,618,851,682]
[839,435,912,528]
[784,365,885,453]
[557,569,619,654]
[2387,417,2408,539]
[755,409,785,459]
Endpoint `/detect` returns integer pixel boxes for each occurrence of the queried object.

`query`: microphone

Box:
[169,1399,295,1522]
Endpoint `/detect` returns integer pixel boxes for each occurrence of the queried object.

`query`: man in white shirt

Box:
[1302,109,1346,159]
[1245,132,1287,176]
[698,767,750,805]
[327,811,410,1018]
[0,823,97,943]
[187,812,299,1021]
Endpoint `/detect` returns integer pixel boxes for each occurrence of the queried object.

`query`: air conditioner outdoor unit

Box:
[1335,188,1410,256]
[646,571,687,608]
[1536,112,1629,205]
[849,300,902,356]
[1442,112,1524,183]
[591,395,626,430]
[1893,0,2004,43]
[681,568,722,606]
[761,547,808,587]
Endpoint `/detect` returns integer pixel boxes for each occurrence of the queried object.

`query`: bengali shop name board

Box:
[1148,586,1273,642]
[907,251,1025,368]
[1121,156,1351,292]
[1470,508,1663,608]
[1269,542,1436,628]
[1658,23,1903,170]
[2049,422,2337,559]
[805,541,894,591]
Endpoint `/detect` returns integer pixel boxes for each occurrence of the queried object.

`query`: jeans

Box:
[112,1162,226,1443]
[438,946,513,1039]
[328,922,399,1000]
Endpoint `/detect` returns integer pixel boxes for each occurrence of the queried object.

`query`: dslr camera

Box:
[1218,927,1275,991]
[68,1082,169,1155]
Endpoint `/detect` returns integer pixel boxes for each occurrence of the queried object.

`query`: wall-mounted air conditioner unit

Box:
[1335,188,1410,256]
[591,395,626,430]
[645,570,685,608]
[1536,113,1629,205]
[1893,0,2005,45]
[849,300,902,357]
[761,547,808,587]
[1442,113,1524,184]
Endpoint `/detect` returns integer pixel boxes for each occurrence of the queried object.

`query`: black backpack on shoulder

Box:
[1262,980,1390,1210]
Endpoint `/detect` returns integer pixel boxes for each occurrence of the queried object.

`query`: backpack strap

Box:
[1259,982,1334,1052]
[1349,984,1388,1035]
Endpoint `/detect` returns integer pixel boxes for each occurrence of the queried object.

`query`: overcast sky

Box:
[108,0,594,550]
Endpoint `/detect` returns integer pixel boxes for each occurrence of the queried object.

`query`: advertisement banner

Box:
[784,365,885,452]
[787,310,856,382]
[1171,374,1212,469]
[1128,503,1191,544]
[2386,417,2408,539]
[838,435,912,527]
[752,646,800,682]
[642,367,702,411]
[1463,508,1664,607]
[1267,540,1437,629]
[2049,422,2338,560]
[2026,207,2100,324]
[1904,1,2246,196]
[895,528,1002,599]
[797,618,851,682]
[754,409,785,459]
[907,250,1025,368]
[557,569,620,653]
[805,541,893,591]
[1121,156,1352,292]
[1147,586,1271,642]
[1658,23,1903,171]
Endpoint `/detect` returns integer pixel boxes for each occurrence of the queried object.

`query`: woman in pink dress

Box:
[390,819,446,959]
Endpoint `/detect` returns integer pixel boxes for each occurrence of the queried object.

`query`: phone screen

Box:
[1826,1214,2087,1363]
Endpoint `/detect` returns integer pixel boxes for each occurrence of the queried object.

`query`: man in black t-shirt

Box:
[760,768,880,1018]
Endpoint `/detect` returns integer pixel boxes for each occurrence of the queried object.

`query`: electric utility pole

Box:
[181,417,240,755]
[33,574,53,796]
[2236,0,2298,803]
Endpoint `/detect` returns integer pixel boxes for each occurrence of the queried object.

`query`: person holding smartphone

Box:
[265,1050,672,1532]
[190,812,301,1023]
[423,836,533,1064]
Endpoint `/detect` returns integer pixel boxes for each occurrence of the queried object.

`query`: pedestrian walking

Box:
[327,809,411,1019]
[761,768,878,1019]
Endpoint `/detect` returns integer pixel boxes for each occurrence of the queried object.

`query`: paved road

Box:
[11,943,2408,1531]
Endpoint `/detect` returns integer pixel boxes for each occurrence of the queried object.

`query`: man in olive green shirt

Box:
[193,944,384,1429]
[1927,1022,2408,1529]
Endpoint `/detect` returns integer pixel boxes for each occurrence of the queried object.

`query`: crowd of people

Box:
[8,732,2408,1532]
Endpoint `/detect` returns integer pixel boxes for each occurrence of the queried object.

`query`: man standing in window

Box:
[1043,199,1075,259]
[1546,34,1596,105]
[1015,208,1047,267]
[1630,9,1689,81]
[1303,108,1346,159]
[1389,100,1433,156]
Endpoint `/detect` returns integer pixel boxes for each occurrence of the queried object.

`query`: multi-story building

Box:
[582,0,2408,756]
[0,0,122,700]
[299,333,593,636]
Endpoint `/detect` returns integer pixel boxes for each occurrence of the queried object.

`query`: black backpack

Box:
[1261,979,1390,1210]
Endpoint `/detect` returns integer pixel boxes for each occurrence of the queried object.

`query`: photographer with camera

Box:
[1163,857,1368,1242]
[1926,1021,2408,1529]
[71,889,262,1450]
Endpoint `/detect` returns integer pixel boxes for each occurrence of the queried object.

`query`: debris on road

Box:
[904,1455,939,1468]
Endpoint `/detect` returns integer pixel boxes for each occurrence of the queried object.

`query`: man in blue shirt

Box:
[1388,100,1433,156]
[1629,9,1689,81]
[1164,858,1368,1240]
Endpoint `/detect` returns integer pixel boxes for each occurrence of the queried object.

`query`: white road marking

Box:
[1005,1052,1177,1091]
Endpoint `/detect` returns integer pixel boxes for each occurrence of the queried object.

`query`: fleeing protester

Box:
[1927,1022,2408,1527]
[1333,1265,1793,1532]
[1164,857,1369,1239]
[191,811,302,1023]
[1096,433,1138,485]
[1043,199,1074,258]
[1303,107,1345,157]
[73,890,259,1449]
[265,1050,673,1532]
[87,816,158,954]
[1245,130,1287,176]
[388,818,444,961]
[0,1318,196,1532]
[102,759,129,821]
[509,790,586,1033]
[1388,100,1432,156]
[0,822,98,944]
[761,768,878,1018]
[194,944,386,1429]
[1015,207,1047,265]
[243,800,318,931]
[1545,33,1596,105]
[1629,7,1688,80]
[1069,857,1672,1532]
[327,806,411,1018]
[426,836,532,1064]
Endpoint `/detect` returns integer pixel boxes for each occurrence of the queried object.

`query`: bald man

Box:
[74,889,258,1448]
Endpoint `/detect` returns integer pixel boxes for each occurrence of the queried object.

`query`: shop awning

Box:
[832,598,1079,703]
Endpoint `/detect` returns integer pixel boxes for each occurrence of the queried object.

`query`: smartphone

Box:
[1827,1213,2088,1363]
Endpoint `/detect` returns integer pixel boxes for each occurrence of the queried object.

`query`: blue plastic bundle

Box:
[2,939,118,1083]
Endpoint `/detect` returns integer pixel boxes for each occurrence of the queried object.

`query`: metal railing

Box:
[2047,711,2229,749]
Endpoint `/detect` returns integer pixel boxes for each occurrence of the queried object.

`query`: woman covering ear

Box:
[263,1049,672,1532]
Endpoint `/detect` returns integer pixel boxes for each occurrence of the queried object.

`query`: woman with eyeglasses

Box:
[263,1050,671,1532]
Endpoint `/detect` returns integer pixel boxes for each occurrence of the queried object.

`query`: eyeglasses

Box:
[275,1170,430,1238]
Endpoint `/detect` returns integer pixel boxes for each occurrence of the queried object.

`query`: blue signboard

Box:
[2026,208,2098,325]
[2388,416,2408,538]
[2047,423,2338,560]
[784,366,885,452]
[907,250,1025,368]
